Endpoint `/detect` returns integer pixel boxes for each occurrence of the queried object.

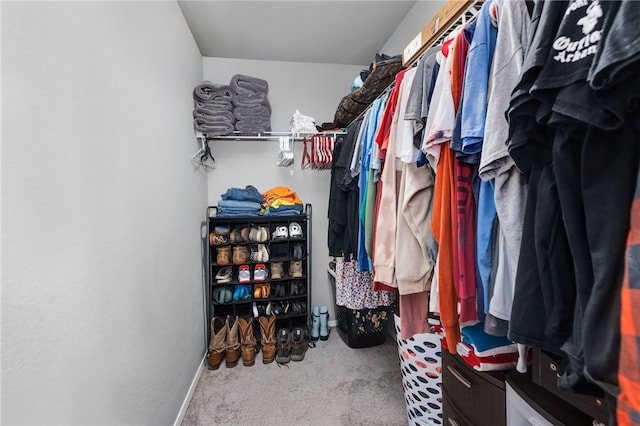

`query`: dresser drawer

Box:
[442,350,506,426]
[443,393,474,426]
[532,349,607,423]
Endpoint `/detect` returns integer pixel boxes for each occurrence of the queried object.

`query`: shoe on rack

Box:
[233,284,251,301]
[215,266,233,284]
[272,225,288,240]
[216,246,231,266]
[250,245,262,262]
[290,260,303,278]
[291,327,309,362]
[291,243,304,260]
[257,226,270,242]
[209,233,230,246]
[233,246,250,264]
[258,244,270,262]
[253,264,269,282]
[229,228,243,244]
[238,265,251,283]
[276,328,292,365]
[289,222,303,239]
[271,262,283,279]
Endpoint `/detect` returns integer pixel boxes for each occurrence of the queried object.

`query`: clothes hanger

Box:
[191,136,215,169]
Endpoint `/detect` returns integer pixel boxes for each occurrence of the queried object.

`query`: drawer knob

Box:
[595,399,602,406]
[549,363,557,371]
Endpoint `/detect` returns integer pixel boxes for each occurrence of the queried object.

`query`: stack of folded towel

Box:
[230,74,272,133]
[193,81,236,136]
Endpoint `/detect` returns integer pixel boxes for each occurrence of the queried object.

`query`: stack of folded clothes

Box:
[260,186,304,216]
[449,322,520,371]
[216,185,264,217]
[230,74,272,133]
[193,81,236,136]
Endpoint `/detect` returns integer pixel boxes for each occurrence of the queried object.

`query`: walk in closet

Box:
[6,1,640,425]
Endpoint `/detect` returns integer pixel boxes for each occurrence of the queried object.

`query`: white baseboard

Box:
[328,319,337,327]
[173,353,207,426]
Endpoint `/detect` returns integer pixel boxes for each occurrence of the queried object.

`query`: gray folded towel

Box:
[232,92,270,106]
[194,118,235,136]
[235,116,272,133]
[230,74,269,95]
[193,81,234,102]
[194,108,235,123]
[233,105,271,121]
[194,99,234,111]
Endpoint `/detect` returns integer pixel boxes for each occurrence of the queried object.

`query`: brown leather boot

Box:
[232,246,249,264]
[216,246,230,266]
[225,316,241,368]
[238,317,259,366]
[259,314,277,364]
[207,316,227,370]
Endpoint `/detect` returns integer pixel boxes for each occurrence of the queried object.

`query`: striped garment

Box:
[618,170,640,426]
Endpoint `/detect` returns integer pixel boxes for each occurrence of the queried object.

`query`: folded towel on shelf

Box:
[194,99,234,111]
[233,105,271,121]
[232,92,272,109]
[193,118,235,136]
[290,109,317,134]
[193,81,234,102]
[230,74,269,94]
[193,108,235,123]
[235,116,272,133]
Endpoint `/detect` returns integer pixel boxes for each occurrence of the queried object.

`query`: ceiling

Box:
[178,1,418,66]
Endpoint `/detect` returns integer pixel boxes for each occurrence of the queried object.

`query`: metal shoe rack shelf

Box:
[205,204,312,343]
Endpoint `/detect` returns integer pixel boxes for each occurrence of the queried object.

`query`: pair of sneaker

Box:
[238,264,269,282]
[272,222,303,240]
[252,301,272,318]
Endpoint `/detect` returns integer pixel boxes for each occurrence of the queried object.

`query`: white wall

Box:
[2,2,206,425]
[202,57,363,314]
[382,0,448,59]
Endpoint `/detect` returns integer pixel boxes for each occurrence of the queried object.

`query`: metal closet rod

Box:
[205,131,346,141]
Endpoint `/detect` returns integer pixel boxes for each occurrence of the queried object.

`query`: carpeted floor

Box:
[181,327,408,426]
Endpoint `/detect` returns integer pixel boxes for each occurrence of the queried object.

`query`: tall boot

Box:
[259,314,277,364]
[310,305,320,342]
[208,316,227,370]
[238,317,259,366]
[319,306,330,341]
[225,315,241,368]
